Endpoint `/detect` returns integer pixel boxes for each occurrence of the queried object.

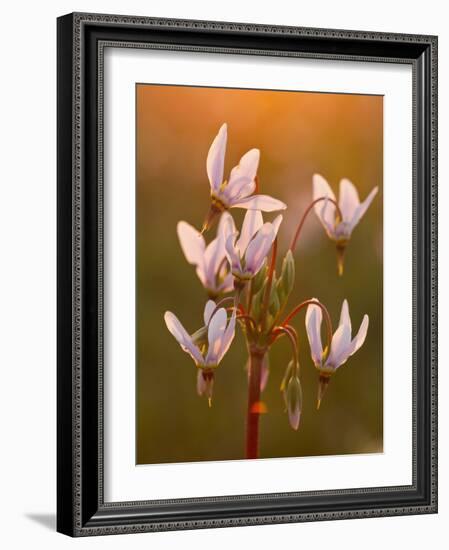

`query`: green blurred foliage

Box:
[136,85,383,464]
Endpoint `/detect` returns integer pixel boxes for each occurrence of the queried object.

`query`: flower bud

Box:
[276,250,295,305]
[268,279,280,317]
[252,260,268,294]
[286,375,303,430]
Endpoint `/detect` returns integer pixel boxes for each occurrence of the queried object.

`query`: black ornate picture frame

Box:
[57,12,438,536]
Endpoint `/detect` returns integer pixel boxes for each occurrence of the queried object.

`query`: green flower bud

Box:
[268,278,280,317]
[252,260,268,294]
[251,285,265,321]
[276,250,295,306]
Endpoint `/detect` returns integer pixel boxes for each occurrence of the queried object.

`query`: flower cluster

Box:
[164,123,378,451]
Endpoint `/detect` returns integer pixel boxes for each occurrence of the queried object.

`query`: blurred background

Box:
[136,84,383,465]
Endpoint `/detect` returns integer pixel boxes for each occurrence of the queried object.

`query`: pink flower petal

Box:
[207,123,227,192]
[244,224,275,275]
[231,194,287,212]
[339,178,360,222]
[177,221,206,267]
[236,209,263,256]
[313,174,336,231]
[164,311,204,365]
[349,186,379,232]
[305,301,323,366]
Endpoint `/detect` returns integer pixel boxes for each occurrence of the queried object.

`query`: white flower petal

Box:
[218,273,234,294]
[203,300,216,325]
[305,302,323,365]
[236,209,263,256]
[207,123,227,192]
[339,178,360,222]
[203,237,225,288]
[332,313,369,370]
[225,233,242,274]
[205,308,227,365]
[327,322,352,368]
[271,214,283,237]
[339,299,352,336]
[244,224,275,275]
[217,311,236,364]
[223,179,256,204]
[177,221,206,267]
[195,265,207,287]
[164,311,204,365]
[231,194,287,212]
[349,314,369,357]
[349,186,379,231]
[218,211,237,249]
[313,174,336,230]
[228,148,260,191]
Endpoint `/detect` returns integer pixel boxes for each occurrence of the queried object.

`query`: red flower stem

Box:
[246,347,265,459]
[289,197,343,253]
[271,325,299,369]
[282,299,333,353]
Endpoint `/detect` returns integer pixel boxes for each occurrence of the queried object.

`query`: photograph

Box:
[135,84,383,464]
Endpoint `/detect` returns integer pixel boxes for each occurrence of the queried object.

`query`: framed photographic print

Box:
[57,12,438,536]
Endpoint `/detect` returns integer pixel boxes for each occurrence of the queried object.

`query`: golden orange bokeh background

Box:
[136,84,383,464]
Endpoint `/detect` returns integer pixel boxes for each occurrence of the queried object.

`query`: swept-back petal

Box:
[177,221,206,266]
[332,314,369,369]
[203,300,216,325]
[327,322,352,368]
[231,194,287,212]
[164,311,204,365]
[218,211,236,241]
[271,214,283,237]
[305,302,323,365]
[217,311,236,364]
[339,299,352,336]
[207,123,227,192]
[236,209,263,256]
[218,272,234,294]
[339,178,360,222]
[205,308,227,365]
[349,186,379,231]
[313,174,336,231]
[228,148,260,189]
[223,179,256,204]
[349,314,369,356]
[203,237,225,288]
[244,224,275,275]
[225,233,242,273]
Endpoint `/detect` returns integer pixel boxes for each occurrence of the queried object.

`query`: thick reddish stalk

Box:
[246,347,265,459]
[289,197,343,252]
